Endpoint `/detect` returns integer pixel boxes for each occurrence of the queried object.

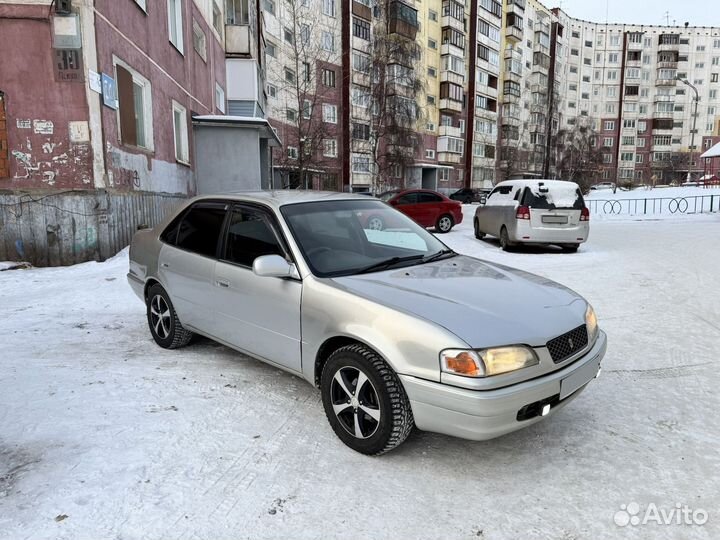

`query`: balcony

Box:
[440,70,464,85]
[440,43,465,58]
[656,78,677,86]
[437,151,462,164]
[387,144,415,157]
[503,92,520,105]
[225,24,251,56]
[502,116,521,128]
[439,125,461,137]
[658,61,678,69]
[439,98,463,112]
[473,156,495,168]
[530,83,548,94]
[505,25,523,43]
[654,95,674,102]
[658,42,680,52]
[504,70,521,84]
[389,1,419,40]
[441,15,464,32]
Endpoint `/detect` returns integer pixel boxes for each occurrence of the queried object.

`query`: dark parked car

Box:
[449,188,491,204]
[377,189,463,233]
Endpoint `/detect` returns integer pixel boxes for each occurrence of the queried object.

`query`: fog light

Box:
[541,404,551,416]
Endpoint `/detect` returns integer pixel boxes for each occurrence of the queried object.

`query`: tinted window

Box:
[396,193,418,205]
[175,204,227,257]
[160,211,186,245]
[418,192,443,203]
[223,207,283,266]
[521,186,584,209]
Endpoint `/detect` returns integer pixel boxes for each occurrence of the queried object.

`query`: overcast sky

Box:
[553,0,718,27]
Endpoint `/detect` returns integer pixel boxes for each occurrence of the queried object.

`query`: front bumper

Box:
[400,330,607,441]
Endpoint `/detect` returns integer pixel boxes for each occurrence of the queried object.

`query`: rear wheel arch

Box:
[144,278,161,301]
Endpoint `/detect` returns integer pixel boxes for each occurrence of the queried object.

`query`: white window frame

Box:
[322,103,337,123]
[425,149,436,159]
[113,55,154,152]
[287,146,298,160]
[323,138,338,157]
[167,0,184,54]
[215,82,225,113]
[172,100,189,164]
[192,19,207,62]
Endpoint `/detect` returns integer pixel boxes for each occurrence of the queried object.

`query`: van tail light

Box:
[515,205,530,220]
[580,207,590,221]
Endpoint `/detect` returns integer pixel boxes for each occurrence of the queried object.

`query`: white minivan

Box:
[473,180,590,252]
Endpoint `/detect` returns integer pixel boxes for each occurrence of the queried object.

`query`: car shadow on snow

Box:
[476,237,581,255]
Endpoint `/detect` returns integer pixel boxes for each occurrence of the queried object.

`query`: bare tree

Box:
[554,122,604,192]
[269,0,341,189]
[365,2,425,193]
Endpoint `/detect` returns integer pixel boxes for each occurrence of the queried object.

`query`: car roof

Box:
[494,179,580,189]
[189,190,376,209]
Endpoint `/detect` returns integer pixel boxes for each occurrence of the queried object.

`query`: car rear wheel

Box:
[561,244,579,253]
[367,216,384,231]
[499,226,514,251]
[474,218,485,240]
[435,214,454,233]
[146,284,193,349]
[320,344,414,455]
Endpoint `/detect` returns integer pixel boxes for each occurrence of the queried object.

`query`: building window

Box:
[323,139,337,157]
[323,0,336,17]
[167,0,184,53]
[284,27,294,44]
[115,60,153,150]
[603,154,613,163]
[351,86,371,107]
[266,41,277,58]
[286,109,297,122]
[425,149,435,159]
[603,137,614,147]
[427,95,436,105]
[302,99,312,119]
[352,123,370,140]
[212,1,223,34]
[287,146,298,160]
[172,101,189,163]
[429,9,438,21]
[285,67,296,83]
[322,68,336,87]
[604,121,615,131]
[262,0,275,15]
[215,82,225,113]
[428,66,437,77]
[428,38,437,50]
[321,31,335,52]
[322,103,337,123]
[352,52,371,73]
[352,153,371,173]
[712,73,719,83]
[439,168,450,182]
[192,20,207,61]
[267,83,277,98]
[353,18,370,40]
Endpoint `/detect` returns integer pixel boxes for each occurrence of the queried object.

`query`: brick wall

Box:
[0,94,7,178]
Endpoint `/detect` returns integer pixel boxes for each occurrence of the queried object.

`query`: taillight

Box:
[516,205,530,220]
[580,207,590,221]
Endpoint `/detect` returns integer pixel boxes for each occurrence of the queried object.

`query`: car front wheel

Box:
[321,344,414,455]
[435,214,454,233]
[146,284,193,349]
[474,218,485,240]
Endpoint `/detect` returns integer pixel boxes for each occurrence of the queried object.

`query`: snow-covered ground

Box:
[1,210,719,540]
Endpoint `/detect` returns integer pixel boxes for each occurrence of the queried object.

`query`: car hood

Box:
[330,255,587,348]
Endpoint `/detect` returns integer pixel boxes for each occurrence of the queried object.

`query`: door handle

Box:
[161,262,169,268]
[216,279,230,288]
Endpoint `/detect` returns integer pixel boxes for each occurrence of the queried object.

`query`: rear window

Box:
[521,185,584,210]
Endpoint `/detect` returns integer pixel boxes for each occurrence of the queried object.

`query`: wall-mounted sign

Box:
[33,120,54,135]
[88,70,102,93]
[16,119,31,129]
[69,121,90,143]
[102,73,118,109]
[52,14,82,49]
[53,49,84,82]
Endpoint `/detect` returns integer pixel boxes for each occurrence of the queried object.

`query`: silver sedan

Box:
[128,191,606,455]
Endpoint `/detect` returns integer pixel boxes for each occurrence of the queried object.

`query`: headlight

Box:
[440,346,539,378]
[585,304,599,343]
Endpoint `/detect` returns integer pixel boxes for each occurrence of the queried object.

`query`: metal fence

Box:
[0,190,186,267]
[587,195,720,216]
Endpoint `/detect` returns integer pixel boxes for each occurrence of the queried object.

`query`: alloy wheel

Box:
[439,216,452,232]
[150,294,171,340]
[330,366,381,439]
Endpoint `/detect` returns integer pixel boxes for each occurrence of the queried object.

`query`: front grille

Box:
[546,324,589,363]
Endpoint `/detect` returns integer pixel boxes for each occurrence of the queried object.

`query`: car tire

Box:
[464,197,472,204]
[146,284,193,349]
[435,214,454,233]
[474,218,485,240]
[499,226,513,251]
[367,215,385,231]
[320,344,414,455]
[561,244,579,253]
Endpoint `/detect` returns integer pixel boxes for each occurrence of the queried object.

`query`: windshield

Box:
[521,185,585,210]
[281,200,450,277]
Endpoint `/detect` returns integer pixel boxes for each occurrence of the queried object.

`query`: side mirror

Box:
[253,255,298,278]
[479,196,487,205]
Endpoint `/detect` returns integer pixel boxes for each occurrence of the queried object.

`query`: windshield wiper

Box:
[422,249,456,264]
[354,255,426,275]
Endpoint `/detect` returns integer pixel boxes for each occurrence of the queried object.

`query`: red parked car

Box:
[377,189,463,233]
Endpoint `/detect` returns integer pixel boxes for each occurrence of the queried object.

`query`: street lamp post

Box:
[676,76,699,183]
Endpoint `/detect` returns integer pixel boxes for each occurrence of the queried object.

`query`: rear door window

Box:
[396,193,419,205]
[174,203,228,257]
[418,192,443,203]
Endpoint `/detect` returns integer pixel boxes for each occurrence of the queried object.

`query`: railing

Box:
[587,195,720,216]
